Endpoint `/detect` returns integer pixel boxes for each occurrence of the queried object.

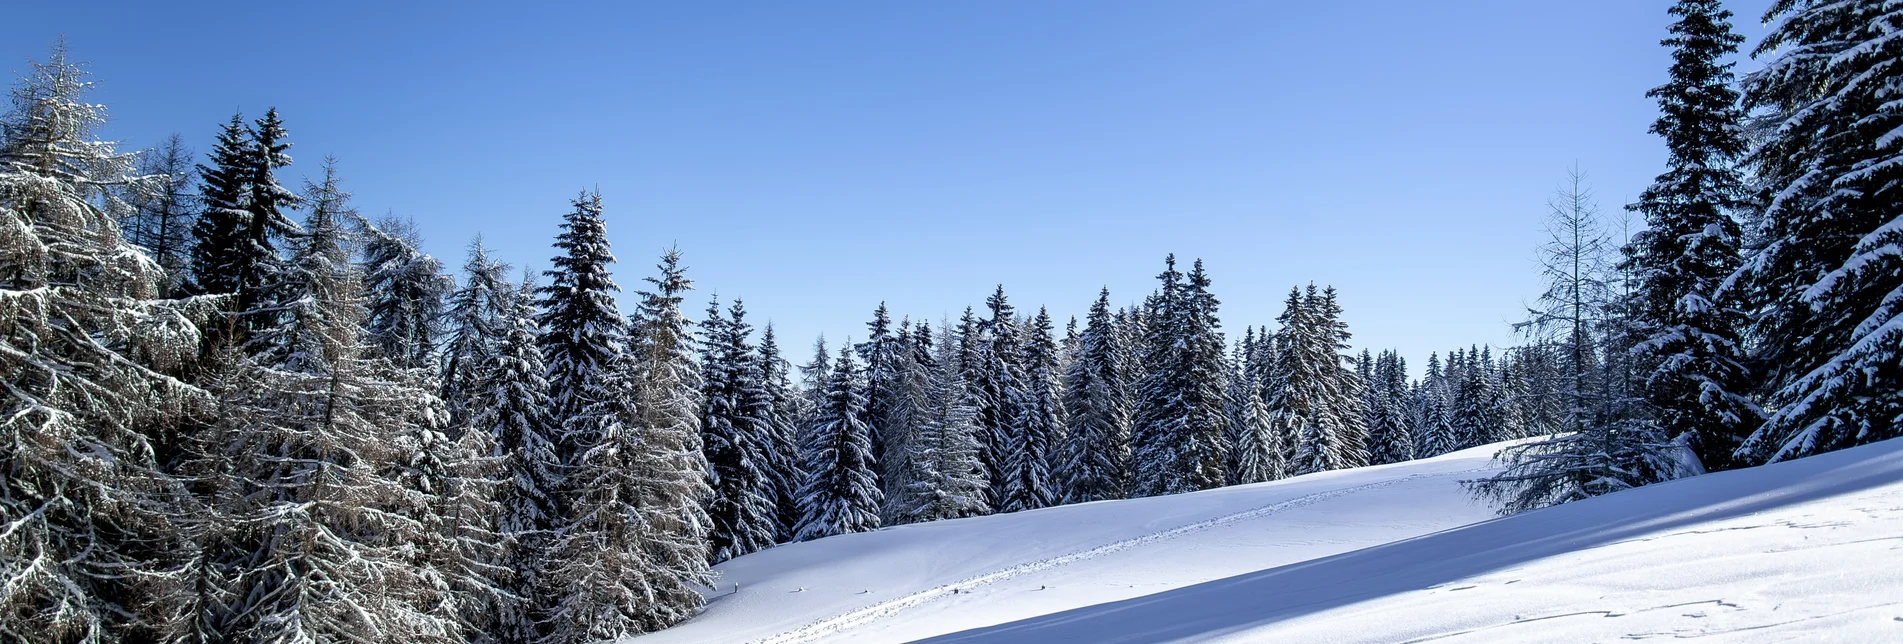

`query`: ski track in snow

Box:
[746,467,1488,644]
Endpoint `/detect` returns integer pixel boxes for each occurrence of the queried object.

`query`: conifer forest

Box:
[3,1,1900,642]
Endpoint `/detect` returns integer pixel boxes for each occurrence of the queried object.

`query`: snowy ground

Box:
[632,438,1903,643]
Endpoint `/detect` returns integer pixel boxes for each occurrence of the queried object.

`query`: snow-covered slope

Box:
[634,445,1504,644]
[925,437,1903,643]
[636,438,1903,643]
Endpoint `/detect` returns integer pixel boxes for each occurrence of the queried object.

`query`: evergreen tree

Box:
[699,298,778,563]
[1731,0,1903,463]
[0,43,212,641]
[1452,346,1501,449]
[1057,288,1133,503]
[471,273,560,644]
[856,304,905,512]
[440,237,511,426]
[623,248,713,619]
[362,216,451,371]
[896,324,991,523]
[977,286,1026,506]
[1367,350,1416,464]
[1274,286,1366,474]
[1230,382,1282,484]
[1132,257,1229,495]
[185,113,253,299]
[795,345,883,540]
[1000,308,1064,512]
[535,190,624,466]
[756,324,807,542]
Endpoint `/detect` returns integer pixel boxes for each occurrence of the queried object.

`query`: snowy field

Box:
[634,437,1903,643]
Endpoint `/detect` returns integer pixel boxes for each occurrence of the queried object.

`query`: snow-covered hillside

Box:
[634,444,1505,643]
[637,438,1903,643]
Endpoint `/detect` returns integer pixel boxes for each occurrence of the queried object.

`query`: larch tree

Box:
[0,42,212,642]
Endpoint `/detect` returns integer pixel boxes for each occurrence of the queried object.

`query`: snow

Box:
[633,444,1503,643]
[635,436,1903,643]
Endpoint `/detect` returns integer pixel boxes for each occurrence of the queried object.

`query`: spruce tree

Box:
[0,43,212,641]
[362,216,451,371]
[1132,257,1229,495]
[472,273,560,644]
[896,324,991,523]
[977,286,1026,505]
[1056,288,1133,503]
[756,324,807,542]
[185,113,253,299]
[700,298,777,563]
[440,237,511,426]
[856,304,905,512]
[1731,0,1903,463]
[1000,308,1064,512]
[1367,350,1416,464]
[795,345,883,540]
[623,248,713,619]
[535,190,624,466]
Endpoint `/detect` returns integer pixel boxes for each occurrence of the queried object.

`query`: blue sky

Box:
[10,1,1775,370]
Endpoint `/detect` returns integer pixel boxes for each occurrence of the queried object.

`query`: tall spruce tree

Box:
[756,324,807,542]
[1730,0,1903,463]
[795,345,883,540]
[535,190,624,466]
[185,113,253,299]
[1000,308,1064,512]
[472,273,560,644]
[1132,257,1229,495]
[896,324,991,523]
[1057,288,1133,503]
[1367,350,1416,464]
[440,237,511,426]
[977,287,1026,506]
[362,216,451,371]
[700,298,778,563]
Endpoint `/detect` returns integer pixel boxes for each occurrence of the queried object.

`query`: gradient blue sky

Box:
[11,1,1776,369]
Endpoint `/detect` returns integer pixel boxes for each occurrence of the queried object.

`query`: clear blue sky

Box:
[10,1,1775,370]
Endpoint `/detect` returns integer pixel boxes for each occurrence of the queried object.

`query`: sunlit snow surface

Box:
[632,439,1903,643]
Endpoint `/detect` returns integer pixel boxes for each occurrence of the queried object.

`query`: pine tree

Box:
[1230,383,1283,483]
[472,272,560,644]
[623,248,713,619]
[795,345,883,540]
[0,43,212,641]
[362,216,451,371]
[1057,288,1133,503]
[700,298,778,563]
[856,304,904,513]
[1367,350,1416,464]
[535,190,624,466]
[1274,286,1366,474]
[1132,257,1229,495]
[441,237,511,426]
[1452,346,1501,449]
[896,324,991,523]
[1000,308,1064,512]
[977,286,1026,506]
[185,113,253,299]
[1730,0,1903,463]
[756,324,807,542]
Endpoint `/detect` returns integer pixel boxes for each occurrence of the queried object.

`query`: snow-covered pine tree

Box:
[535,190,625,466]
[700,297,778,563]
[185,113,255,299]
[1316,287,1370,466]
[978,286,1027,505]
[1057,288,1133,503]
[362,216,451,371]
[756,324,807,542]
[1230,380,1282,484]
[1357,350,1380,444]
[857,305,903,498]
[623,248,714,619]
[795,344,883,540]
[0,43,213,641]
[1131,257,1230,495]
[471,272,561,644]
[399,389,508,644]
[1000,307,1064,512]
[1275,286,1352,474]
[208,157,457,641]
[1452,346,1501,449]
[1729,0,1903,464]
[440,237,511,426]
[896,324,991,523]
[1366,350,1416,464]
[120,132,196,294]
